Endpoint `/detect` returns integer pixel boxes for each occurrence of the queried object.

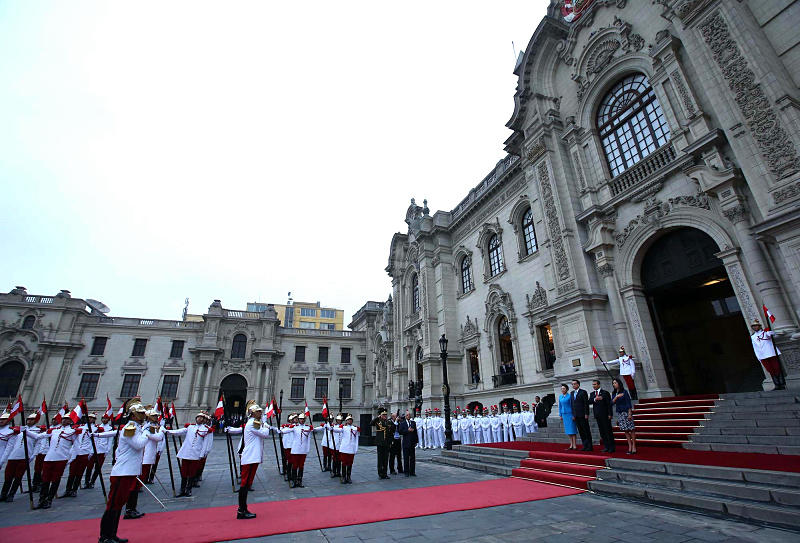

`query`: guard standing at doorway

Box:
[225,400,272,519]
[370,410,392,479]
[606,346,638,400]
[750,319,786,390]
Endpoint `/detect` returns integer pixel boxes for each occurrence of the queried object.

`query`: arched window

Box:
[597,74,670,177]
[231,333,247,359]
[21,316,35,329]
[412,274,420,312]
[488,234,504,277]
[461,257,473,293]
[0,361,24,398]
[522,209,537,256]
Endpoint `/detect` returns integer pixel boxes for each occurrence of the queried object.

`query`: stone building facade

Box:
[384,0,800,414]
[0,287,372,423]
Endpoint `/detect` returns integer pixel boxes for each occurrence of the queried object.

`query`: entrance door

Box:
[219,374,247,427]
[642,228,762,395]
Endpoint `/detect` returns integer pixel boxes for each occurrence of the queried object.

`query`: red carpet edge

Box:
[0,478,582,543]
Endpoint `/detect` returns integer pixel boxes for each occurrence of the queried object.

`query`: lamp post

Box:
[439,334,454,450]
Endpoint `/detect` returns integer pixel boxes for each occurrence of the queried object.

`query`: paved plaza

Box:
[1,443,798,542]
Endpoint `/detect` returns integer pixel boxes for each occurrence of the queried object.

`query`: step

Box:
[441,450,524,467]
[720,390,800,400]
[453,445,529,458]
[695,426,790,436]
[690,435,800,446]
[633,399,718,409]
[727,396,800,406]
[629,421,701,429]
[633,406,713,415]
[511,467,594,490]
[683,442,800,455]
[713,403,800,413]
[633,413,708,421]
[587,480,800,530]
[615,425,698,433]
[526,450,608,467]
[638,394,720,404]
[519,458,601,477]
[702,417,800,428]
[634,438,687,447]
[431,455,513,476]
[613,432,692,441]
[721,412,800,421]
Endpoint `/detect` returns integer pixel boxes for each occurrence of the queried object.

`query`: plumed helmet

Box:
[126,397,145,415]
[246,400,262,416]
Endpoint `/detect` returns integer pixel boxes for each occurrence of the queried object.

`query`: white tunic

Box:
[499,412,510,430]
[100,421,160,477]
[226,418,271,465]
[490,415,502,431]
[167,424,212,460]
[279,424,324,455]
[0,426,17,462]
[331,424,360,454]
[510,412,523,430]
[34,427,82,462]
[143,425,165,465]
[458,416,471,432]
[751,330,780,359]
[92,423,113,454]
[521,411,535,428]
[280,424,296,450]
[606,355,636,376]
[32,428,49,456]
[0,426,39,466]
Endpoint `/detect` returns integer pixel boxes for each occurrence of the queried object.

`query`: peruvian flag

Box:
[53,402,69,424]
[105,395,113,418]
[7,395,23,419]
[592,346,600,359]
[169,402,176,421]
[321,396,329,419]
[304,401,311,420]
[156,396,163,419]
[562,0,595,23]
[35,397,47,423]
[114,403,125,422]
[69,399,87,424]
[264,399,275,419]
[763,304,776,329]
[214,394,225,419]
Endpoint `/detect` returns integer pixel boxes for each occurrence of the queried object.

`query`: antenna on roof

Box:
[287,292,293,305]
[512,41,517,64]
[183,297,189,320]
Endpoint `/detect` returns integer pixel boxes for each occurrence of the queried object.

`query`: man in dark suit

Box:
[388,413,403,475]
[533,396,548,428]
[590,380,615,453]
[398,412,418,477]
[570,379,593,451]
[370,410,392,479]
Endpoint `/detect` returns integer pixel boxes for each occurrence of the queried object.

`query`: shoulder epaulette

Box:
[123,422,136,437]
[253,420,262,429]
[184,422,191,428]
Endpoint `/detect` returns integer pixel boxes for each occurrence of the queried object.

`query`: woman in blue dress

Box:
[558,383,578,450]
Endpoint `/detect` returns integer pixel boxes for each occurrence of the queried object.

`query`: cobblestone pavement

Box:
[1,442,798,543]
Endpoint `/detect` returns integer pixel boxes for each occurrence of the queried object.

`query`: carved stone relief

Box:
[670,69,696,117]
[597,263,615,278]
[613,192,711,247]
[723,205,749,224]
[525,136,547,161]
[572,150,587,190]
[727,263,758,324]
[773,182,800,205]
[537,161,572,282]
[701,12,800,181]
[625,297,656,385]
[460,315,480,342]
[526,281,548,312]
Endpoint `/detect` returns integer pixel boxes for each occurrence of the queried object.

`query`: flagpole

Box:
[310,417,323,472]
[762,302,786,387]
[277,390,287,479]
[43,396,50,428]
[22,427,34,510]
[88,420,108,504]
[593,346,615,381]
[163,428,177,497]
[269,410,282,475]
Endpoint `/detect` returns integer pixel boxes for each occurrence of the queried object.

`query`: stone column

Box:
[596,261,631,352]
[187,362,200,406]
[201,363,214,408]
[193,364,207,406]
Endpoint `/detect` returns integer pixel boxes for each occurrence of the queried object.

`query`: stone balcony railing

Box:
[278,327,363,338]
[608,142,677,197]
[89,316,203,329]
[24,295,55,304]
[452,154,519,220]
[223,310,262,319]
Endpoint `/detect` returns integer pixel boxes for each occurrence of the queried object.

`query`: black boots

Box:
[176,477,188,497]
[186,478,194,496]
[331,460,341,478]
[340,465,353,484]
[290,468,305,488]
[123,491,145,519]
[322,456,330,472]
[32,471,42,493]
[84,469,94,489]
[772,374,787,390]
[0,479,10,502]
[236,487,256,519]
[35,481,50,509]
[5,478,21,502]
[61,476,79,498]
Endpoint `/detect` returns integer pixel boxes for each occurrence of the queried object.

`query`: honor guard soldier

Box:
[63,412,99,498]
[31,415,82,509]
[458,409,472,445]
[331,415,359,484]
[0,413,17,467]
[320,414,334,472]
[281,414,297,483]
[195,412,215,485]
[413,409,425,449]
[85,413,113,489]
[431,408,445,448]
[226,400,273,519]
[96,398,161,543]
[471,407,482,445]
[451,407,461,443]
[510,404,523,440]
[606,346,638,399]
[521,402,536,435]
[490,406,503,443]
[370,410,392,479]
[164,411,212,497]
[140,408,164,487]
[0,412,39,502]
[31,420,49,493]
[329,414,344,478]
[750,319,787,390]
[480,407,492,443]
[274,413,323,488]
[499,404,511,442]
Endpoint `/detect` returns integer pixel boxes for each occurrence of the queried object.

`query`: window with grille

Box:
[340,378,352,399]
[78,373,100,398]
[161,375,180,399]
[231,334,247,359]
[90,337,108,356]
[315,378,328,399]
[120,374,141,398]
[597,74,670,177]
[412,274,420,311]
[290,378,305,399]
[170,340,185,359]
[21,316,35,329]
[131,338,147,357]
[341,347,351,364]
[295,346,306,362]
[461,257,473,293]
[522,209,538,255]
[488,234,504,277]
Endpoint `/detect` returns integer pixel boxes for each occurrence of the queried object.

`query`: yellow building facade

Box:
[247,301,344,330]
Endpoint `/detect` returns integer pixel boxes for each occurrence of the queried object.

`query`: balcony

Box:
[89,316,203,329]
[451,154,520,221]
[278,327,363,338]
[492,371,518,388]
[608,142,677,198]
[223,310,262,319]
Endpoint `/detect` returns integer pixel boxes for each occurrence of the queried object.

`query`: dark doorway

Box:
[466,401,484,414]
[500,397,521,412]
[642,228,762,395]
[219,374,247,427]
[0,361,24,399]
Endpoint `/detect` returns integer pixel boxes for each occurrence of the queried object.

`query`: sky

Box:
[0,1,551,324]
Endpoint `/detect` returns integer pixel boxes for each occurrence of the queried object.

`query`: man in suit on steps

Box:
[570,379,593,451]
[590,380,615,453]
[398,412,418,477]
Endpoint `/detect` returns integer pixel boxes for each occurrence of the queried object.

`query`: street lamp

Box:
[439,334,454,450]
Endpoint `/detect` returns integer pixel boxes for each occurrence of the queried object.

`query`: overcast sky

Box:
[1,1,550,324]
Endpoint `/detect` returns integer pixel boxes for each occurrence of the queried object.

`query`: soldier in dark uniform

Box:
[370,410,392,480]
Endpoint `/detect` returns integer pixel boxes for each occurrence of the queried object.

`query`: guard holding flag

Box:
[85,413,113,489]
[605,346,638,400]
[225,400,272,519]
[274,412,324,488]
[750,318,786,390]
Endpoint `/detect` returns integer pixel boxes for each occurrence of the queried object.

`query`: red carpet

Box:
[479,441,800,473]
[0,479,581,543]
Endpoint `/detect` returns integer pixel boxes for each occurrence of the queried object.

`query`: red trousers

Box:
[42,460,68,483]
[292,453,307,468]
[141,464,152,481]
[4,459,27,479]
[240,463,258,488]
[339,452,355,467]
[105,476,137,511]
[623,375,637,393]
[87,453,106,473]
[179,458,200,478]
[34,454,45,474]
[761,356,781,376]
[68,454,89,478]
[284,450,294,468]
[322,446,332,458]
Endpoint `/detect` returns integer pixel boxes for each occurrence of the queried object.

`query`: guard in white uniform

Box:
[490,406,503,443]
[141,409,164,490]
[95,398,161,543]
[164,412,212,497]
[480,407,492,443]
[510,404,523,440]
[471,408,482,445]
[0,413,38,502]
[432,408,445,448]
[275,414,324,488]
[413,410,425,449]
[30,416,82,509]
[606,346,638,399]
[85,413,113,489]
[500,404,511,442]
[331,414,360,484]
[226,400,272,519]
[459,412,472,445]
[750,319,786,390]
[521,402,536,435]
[451,407,461,443]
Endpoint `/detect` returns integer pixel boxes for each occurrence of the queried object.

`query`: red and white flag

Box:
[321,396,329,418]
[264,399,275,419]
[35,397,47,423]
[69,399,87,424]
[54,402,69,424]
[156,396,163,419]
[7,395,23,419]
[170,402,176,421]
[214,394,225,419]
[763,304,776,329]
[304,401,311,420]
[114,404,125,422]
[105,394,114,418]
[592,346,600,360]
